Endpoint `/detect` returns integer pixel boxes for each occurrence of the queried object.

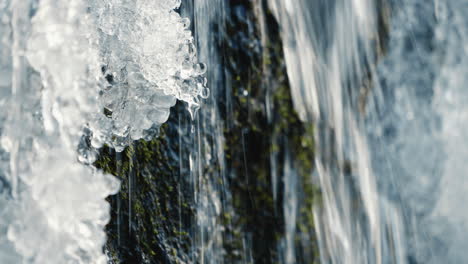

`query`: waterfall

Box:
[271,0,468,263]
[2,0,468,263]
[375,1,468,262]
[270,0,393,263]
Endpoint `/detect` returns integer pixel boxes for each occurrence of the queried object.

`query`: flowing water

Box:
[271,0,468,263]
[182,1,228,262]
[1,0,468,263]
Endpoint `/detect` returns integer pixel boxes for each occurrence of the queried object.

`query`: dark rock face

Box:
[96,1,319,263]
[96,104,196,264]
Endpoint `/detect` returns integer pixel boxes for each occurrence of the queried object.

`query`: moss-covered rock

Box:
[96,103,195,264]
[96,1,321,263]
[218,1,320,263]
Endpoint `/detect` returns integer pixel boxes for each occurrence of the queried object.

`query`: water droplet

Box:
[181,18,190,29]
[193,63,207,75]
[200,87,210,99]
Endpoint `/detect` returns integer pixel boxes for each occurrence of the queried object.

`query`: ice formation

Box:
[0,0,206,263]
[89,0,208,151]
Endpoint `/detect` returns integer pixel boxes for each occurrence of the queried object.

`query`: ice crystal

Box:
[0,0,206,263]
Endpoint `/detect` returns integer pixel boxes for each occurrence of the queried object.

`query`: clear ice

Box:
[0,0,206,263]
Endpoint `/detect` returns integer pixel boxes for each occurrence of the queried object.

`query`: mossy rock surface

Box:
[96,103,196,264]
[97,1,320,263]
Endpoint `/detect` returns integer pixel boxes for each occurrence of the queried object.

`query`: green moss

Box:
[95,105,195,264]
[96,1,322,263]
[217,1,321,263]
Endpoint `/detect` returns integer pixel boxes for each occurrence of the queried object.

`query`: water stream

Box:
[271,0,468,263]
[1,0,468,263]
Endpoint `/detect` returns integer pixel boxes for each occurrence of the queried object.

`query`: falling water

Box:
[271,0,468,263]
[2,0,468,263]
[372,1,468,262]
[182,1,228,262]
